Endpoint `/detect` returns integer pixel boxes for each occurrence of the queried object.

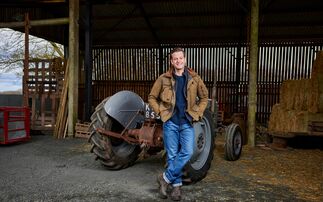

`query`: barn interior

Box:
[0,0,322,145]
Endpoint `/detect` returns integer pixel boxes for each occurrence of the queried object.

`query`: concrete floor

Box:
[0,134,321,202]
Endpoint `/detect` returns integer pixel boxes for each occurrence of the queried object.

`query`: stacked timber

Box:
[268,51,323,136]
[53,62,69,139]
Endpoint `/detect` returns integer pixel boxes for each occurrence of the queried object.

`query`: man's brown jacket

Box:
[148,67,209,122]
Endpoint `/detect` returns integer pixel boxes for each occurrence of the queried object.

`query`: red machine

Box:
[0,107,30,144]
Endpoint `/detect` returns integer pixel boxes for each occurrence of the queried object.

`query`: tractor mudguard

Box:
[104,90,145,129]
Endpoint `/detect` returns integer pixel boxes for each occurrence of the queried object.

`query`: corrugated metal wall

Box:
[91,44,323,124]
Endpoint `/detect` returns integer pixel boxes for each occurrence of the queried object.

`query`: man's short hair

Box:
[170,47,185,59]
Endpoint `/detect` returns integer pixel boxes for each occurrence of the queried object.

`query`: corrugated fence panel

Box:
[92,48,160,106]
[91,45,323,124]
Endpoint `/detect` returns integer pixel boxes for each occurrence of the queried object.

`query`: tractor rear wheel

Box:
[183,109,216,183]
[89,98,141,170]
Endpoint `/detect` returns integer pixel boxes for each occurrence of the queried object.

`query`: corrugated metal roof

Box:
[0,0,322,47]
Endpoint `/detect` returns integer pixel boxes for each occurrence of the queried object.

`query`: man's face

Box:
[171,51,186,71]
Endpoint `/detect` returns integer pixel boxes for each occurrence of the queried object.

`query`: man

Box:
[148,48,209,201]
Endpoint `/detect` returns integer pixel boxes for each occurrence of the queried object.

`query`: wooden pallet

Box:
[75,122,90,139]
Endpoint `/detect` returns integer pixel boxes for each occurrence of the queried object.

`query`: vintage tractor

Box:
[89,91,243,183]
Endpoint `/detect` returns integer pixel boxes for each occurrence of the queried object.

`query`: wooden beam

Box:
[247,0,259,147]
[136,0,160,45]
[23,13,29,107]
[84,1,93,121]
[0,18,69,28]
[93,11,243,21]
[67,0,79,137]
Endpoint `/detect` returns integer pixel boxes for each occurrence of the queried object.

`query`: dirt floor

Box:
[0,132,322,202]
[209,134,323,202]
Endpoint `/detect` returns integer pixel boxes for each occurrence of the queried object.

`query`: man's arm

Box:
[148,77,162,115]
[197,77,209,117]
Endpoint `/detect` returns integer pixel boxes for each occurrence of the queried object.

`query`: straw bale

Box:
[279,82,288,109]
[290,111,323,133]
[268,104,280,132]
[311,51,323,80]
[308,112,323,123]
[308,78,319,113]
[308,51,323,113]
[269,51,323,134]
[268,104,295,133]
[316,78,323,112]
[294,79,311,111]
[290,111,307,133]
[280,80,299,110]
[283,110,298,133]
[314,76,323,112]
[308,77,323,113]
[269,106,323,134]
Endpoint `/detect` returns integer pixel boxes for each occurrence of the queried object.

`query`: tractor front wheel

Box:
[224,123,242,161]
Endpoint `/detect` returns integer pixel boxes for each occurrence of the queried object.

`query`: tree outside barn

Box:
[0,28,63,94]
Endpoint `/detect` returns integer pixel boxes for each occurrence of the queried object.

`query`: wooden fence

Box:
[24,58,66,130]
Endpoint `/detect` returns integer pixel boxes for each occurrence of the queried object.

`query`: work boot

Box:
[170,186,182,201]
[157,174,168,199]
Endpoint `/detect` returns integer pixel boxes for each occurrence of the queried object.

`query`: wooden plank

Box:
[31,94,36,129]
[51,94,56,126]
[54,61,69,138]
[41,94,45,128]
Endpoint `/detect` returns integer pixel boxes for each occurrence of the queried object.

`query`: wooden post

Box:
[84,0,93,121]
[68,0,79,137]
[23,13,30,107]
[158,47,163,75]
[247,0,259,147]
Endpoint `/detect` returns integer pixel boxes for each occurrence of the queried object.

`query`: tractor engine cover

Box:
[104,91,145,129]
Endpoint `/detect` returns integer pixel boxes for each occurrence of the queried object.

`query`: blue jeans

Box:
[162,120,194,187]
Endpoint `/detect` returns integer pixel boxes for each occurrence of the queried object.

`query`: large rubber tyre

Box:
[183,109,216,184]
[89,98,142,170]
[224,123,242,161]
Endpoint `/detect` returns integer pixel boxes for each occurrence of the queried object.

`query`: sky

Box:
[0,29,20,92]
[0,72,22,92]
[0,28,63,93]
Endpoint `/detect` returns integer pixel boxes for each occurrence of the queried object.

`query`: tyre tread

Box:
[89,98,141,170]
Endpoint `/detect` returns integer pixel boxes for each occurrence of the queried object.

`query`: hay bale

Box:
[268,104,280,132]
[280,80,299,110]
[268,104,294,133]
[294,79,311,111]
[313,76,323,113]
[290,111,323,133]
[270,109,323,134]
[279,82,288,109]
[280,80,291,109]
[311,51,323,79]
[308,78,319,113]
[283,110,298,133]
[308,51,323,113]
[308,77,323,113]
[268,105,322,134]
[290,111,307,133]
[269,51,323,134]
[308,112,323,123]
